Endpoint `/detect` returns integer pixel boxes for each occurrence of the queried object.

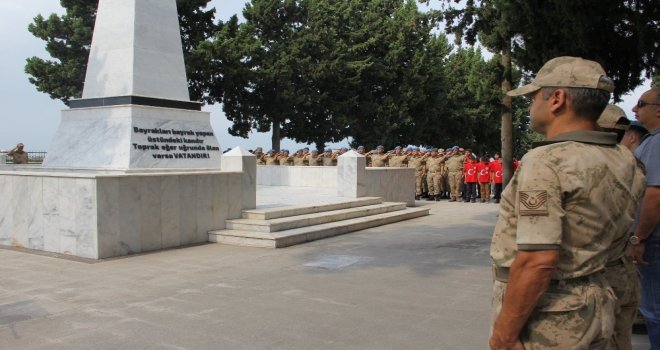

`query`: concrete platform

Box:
[0,200,650,349]
[211,186,429,248]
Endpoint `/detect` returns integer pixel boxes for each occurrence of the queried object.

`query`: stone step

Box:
[242,197,384,220]
[226,202,407,233]
[209,207,430,248]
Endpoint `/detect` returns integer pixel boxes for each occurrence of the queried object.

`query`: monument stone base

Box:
[0,169,243,259]
[43,104,222,170]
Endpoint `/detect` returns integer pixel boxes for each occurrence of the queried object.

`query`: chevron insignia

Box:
[518,190,549,216]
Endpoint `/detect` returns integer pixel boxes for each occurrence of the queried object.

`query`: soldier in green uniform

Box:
[489,57,646,350]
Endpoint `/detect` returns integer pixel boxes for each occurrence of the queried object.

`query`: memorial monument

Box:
[0,0,247,259]
[44,0,222,169]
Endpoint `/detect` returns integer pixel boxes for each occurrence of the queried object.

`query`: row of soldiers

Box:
[254,145,505,202]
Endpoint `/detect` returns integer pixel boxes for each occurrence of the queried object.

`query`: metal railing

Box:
[1,152,47,164]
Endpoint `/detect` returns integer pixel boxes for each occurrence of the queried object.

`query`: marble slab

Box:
[43,105,222,170]
[222,147,256,209]
[0,169,244,259]
[365,168,416,206]
[337,151,367,198]
[83,0,189,101]
[256,166,337,188]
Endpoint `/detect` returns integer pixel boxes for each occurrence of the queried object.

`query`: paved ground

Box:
[0,199,651,349]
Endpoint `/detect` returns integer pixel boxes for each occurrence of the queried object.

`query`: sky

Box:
[0,1,651,152]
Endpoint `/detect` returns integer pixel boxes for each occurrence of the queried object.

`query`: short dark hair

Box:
[541,76,612,121]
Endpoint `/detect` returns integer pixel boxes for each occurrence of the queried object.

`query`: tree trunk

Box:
[500,40,514,187]
[315,141,325,153]
[272,120,281,152]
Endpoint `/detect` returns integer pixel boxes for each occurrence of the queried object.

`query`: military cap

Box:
[406,146,413,151]
[268,149,275,153]
[395,146,401,150]
[254,147,263,153]
[508,56,615,96]
[357,146,365,150]
[303,147,309,151]
[377,145,384,149]
[412,147,419,151]
[597,104,630,131]
[340,147,348,151]
[324,148,332,152]
[452,146,459,150]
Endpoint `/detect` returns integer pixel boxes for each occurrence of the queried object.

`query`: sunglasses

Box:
[636,100,660,108]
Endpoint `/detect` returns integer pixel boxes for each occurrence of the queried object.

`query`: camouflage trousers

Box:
[448,172,463,199]
[492,274,616,349]
[415,171,425,196]
[426,172,444,195]
[604,256,640,350]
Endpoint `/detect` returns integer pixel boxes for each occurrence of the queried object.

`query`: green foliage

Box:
[25,0,218,105]
[509,0,659,101]
[25,0,96,105]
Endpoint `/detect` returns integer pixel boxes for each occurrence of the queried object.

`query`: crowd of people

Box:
[252,145,517,203]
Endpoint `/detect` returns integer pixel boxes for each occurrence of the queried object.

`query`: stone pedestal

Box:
[43,105,222,170]
[337,151,367,198]
[0,152,6,164]
[221,147,256,210]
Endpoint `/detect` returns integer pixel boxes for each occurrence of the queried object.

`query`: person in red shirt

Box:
[463,156,478,203]
[477,156,491,203]
[489,153,503,203]
[513,157,520,172]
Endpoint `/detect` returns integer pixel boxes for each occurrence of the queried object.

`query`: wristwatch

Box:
[629,235,646,245]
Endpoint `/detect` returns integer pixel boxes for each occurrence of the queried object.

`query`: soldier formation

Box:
[252,145,511,203]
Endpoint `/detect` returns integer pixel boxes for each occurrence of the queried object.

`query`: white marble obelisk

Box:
[44,0,222,170]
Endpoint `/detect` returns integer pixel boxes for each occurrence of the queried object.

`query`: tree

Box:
[424,0,659,185]
[209,0,454,151]
[25,0,219,105]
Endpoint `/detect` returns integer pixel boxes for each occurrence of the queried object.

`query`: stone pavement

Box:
[0,200,650,349]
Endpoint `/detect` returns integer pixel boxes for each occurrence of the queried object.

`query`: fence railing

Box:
[1,152,47,164]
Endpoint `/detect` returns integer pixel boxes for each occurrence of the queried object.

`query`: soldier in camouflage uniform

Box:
[368,145,390,167]
[489,57,646,350]
[445,147,465,202]
[425,148,445,201]
[277,149,293,166]
[388,146,408,167]
[292,149,306,166]
[596,105,643,350]
[304,149,321,166]
[407,148,427,200]
[320,148,337,166]
[264,150,279,165]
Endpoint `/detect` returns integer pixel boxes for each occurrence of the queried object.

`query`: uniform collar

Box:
[532,130,617,148]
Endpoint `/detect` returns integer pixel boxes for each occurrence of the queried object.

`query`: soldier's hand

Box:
[628,244,648,266]
[489,334,524,350]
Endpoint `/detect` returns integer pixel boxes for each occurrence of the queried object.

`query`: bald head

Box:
[633,87,660,132]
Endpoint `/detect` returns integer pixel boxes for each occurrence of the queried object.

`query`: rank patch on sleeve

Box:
[518,190,549,216]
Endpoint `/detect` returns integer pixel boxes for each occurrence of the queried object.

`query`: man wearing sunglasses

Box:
[489,57,646,350]
[628,87,660,348]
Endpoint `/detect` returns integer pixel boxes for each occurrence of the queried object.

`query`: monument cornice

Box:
[68,95,203,111]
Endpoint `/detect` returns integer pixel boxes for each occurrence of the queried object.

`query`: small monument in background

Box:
[44,0,221,169]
